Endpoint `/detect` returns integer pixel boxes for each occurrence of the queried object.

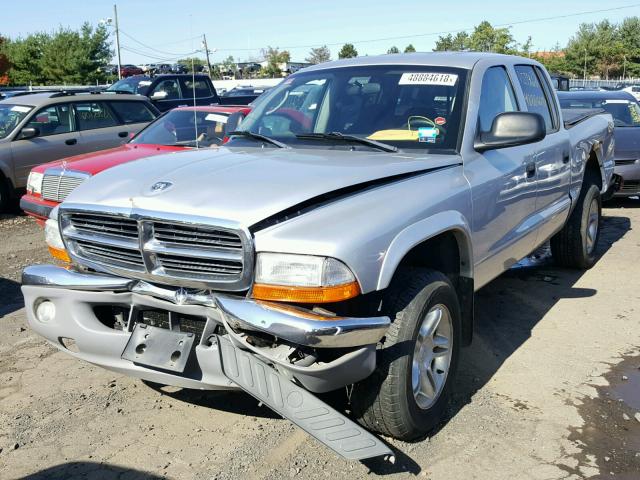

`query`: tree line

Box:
[1,17,639,85]
[309,17,640,79]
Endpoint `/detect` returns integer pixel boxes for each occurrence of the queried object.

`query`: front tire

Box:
[351,268,461,440]
[551,180,601,269]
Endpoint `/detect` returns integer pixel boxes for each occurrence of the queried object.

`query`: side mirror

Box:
[17,127,40,140]
[150,91,168,100]
[224,112,246,136]
[475,112,545,152]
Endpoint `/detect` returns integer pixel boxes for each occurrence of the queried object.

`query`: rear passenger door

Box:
[513,65,572,244]
[108,100,157,137]
[179,78,217,107]
[10,103,81,187]
[73,101,125,152]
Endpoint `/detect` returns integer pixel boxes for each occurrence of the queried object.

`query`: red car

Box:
[120,65,144,77]
[21,105,251,224]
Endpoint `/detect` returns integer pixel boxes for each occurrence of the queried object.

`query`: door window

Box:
[74,102,119,130]
[150,79,181,100]
[514,65,554,131]
[25,104,73,136]
[109,101,157,124]
[180,78,213,98]
[478,67,519,132]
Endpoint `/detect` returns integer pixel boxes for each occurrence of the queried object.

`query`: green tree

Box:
[305,45,331,64]
[387,46,400,54]
[219,55,236,78]
[618,17,640,76]
[404,44,416,53]
[468,21,516,53]
[433,31,469,51]
[177,57,206,73]
[564,20,625,79]
[2,33,48,84]
[260,47,290,77]
[338,43,358,59]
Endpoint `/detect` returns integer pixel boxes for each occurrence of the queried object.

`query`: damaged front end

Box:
[21,265,393,460]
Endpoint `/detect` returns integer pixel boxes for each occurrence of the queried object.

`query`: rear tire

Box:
[350,268,461,440]
[551,178,601,269]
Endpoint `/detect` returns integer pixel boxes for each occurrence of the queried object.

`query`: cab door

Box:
[513,65,572,244]
[465,66,539,288]
[72,101,126,152]
[10,103,81,187]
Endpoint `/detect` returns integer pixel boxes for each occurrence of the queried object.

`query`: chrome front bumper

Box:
[22,265,390,349]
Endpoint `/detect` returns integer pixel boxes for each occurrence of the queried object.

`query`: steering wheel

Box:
[407,116,447,136]
[268,109,312,133]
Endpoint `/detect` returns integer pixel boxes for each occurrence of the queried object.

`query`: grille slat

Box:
[152,223,243,250]
[63,212,250,289]
[42,174,86,202]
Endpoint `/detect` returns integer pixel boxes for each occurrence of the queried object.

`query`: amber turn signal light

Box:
[252,281,361,304]
[48,246,71,263]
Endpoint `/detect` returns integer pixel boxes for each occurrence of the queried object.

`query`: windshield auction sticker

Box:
[399,72,458,86]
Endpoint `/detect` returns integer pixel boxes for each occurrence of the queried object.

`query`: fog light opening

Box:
[59,337,79,353]
[135,343,147,355]
[35,300,56,323]
[170,351,181,363]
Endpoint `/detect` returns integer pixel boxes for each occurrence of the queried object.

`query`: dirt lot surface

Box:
[1,202,639,480]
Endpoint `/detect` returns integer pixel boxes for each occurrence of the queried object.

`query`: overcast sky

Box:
[2,1,638,64]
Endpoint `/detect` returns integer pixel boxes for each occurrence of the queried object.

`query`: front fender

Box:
[377,210,473,290]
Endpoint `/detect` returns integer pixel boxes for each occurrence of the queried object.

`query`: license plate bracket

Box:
[122,323,195,373]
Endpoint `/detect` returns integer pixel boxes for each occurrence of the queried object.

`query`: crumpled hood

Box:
[64,146,461,227]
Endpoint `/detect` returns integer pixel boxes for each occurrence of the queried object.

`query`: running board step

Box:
[217,336,393,461]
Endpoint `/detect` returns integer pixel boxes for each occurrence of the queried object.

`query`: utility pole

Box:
[623,55,627,82]
[202,34,213,78]
[114,4,122,80]
[583,48,587,86]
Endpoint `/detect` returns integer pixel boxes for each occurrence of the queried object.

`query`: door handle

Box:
[562,152,570,164]
[118,131,128,138]
[525,161,536,178]
[65,138,77,146]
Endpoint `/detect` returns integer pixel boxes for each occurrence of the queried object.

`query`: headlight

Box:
[253,253,360,303]
[26,171,44,195]
[44,210,70,263]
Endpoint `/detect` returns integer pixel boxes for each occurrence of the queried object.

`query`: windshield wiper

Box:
[228,130,289,149]
[295,132,398,152]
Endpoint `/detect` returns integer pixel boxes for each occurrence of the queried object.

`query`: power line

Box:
[120,45,199,63]
[119,29,197,57]
[211,3,640,53]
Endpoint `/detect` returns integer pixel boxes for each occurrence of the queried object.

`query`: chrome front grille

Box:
[60,209,253,290]
[41,170,90,202]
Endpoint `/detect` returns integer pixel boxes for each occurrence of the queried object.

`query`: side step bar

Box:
[217,336,393,461]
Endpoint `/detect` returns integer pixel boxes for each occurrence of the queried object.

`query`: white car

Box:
[622,85,640,101]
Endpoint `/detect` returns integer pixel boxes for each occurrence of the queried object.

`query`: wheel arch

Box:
[377,211,475,345]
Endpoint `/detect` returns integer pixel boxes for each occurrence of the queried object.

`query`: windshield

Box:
[230,65,467,152]
[0,104,33,139]
[131,109,231,147]
[107,77,152,95]
[560,97,640,127]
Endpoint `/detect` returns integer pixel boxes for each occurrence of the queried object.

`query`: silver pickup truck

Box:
[22,53,614,460]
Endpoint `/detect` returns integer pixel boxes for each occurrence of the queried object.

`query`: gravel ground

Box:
[0,202,639,480]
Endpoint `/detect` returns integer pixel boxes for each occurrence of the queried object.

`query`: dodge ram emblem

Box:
[150,181,173,192]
